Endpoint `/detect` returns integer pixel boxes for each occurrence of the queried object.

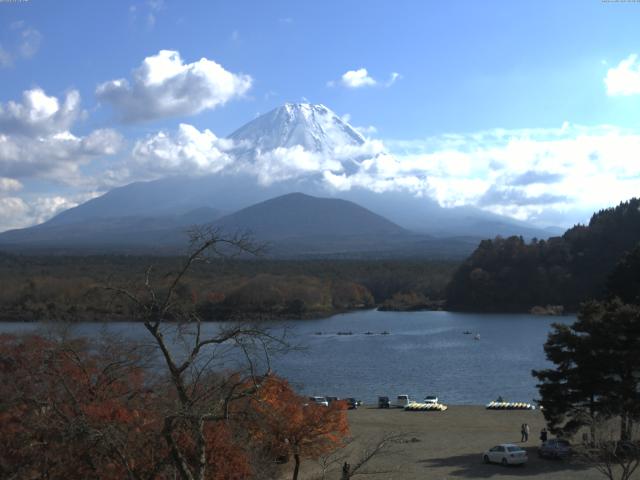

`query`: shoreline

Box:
[0,305,574,323]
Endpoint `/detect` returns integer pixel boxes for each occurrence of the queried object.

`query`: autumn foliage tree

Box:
[0,333,168,480]
[240,376,350,480]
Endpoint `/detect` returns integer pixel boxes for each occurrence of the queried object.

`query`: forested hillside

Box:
[446,198,640,312]
[0,255,456,321]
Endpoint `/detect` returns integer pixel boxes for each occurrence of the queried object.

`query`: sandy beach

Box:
[291,406,609,480]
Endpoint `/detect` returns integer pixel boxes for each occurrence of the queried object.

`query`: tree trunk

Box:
[620,413,630,442]
[292,453,301,480]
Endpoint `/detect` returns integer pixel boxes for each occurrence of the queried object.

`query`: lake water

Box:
[0,310,573,405]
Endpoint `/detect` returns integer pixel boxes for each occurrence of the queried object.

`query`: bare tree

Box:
[575,415,640,480]
[313,432,411,480]
[108,226,288,480]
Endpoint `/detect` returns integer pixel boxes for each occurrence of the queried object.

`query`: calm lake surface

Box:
[0,310,573,405]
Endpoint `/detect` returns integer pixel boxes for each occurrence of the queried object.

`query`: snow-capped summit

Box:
[228,103,365,158]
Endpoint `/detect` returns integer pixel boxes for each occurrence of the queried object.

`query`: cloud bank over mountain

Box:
[96,106,640,227]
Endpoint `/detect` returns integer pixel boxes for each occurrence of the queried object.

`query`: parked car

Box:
[538,439,572,459]
[483,444,528,466]
[325,396,339,404]
[345,398,359,409]
[309,396,329,407]
[378,396,390,408]
[424,395,439,404]
[393,395,411,408]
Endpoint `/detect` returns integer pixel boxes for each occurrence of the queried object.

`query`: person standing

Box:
[521,424,526,442]
[524,423,530,442]
[540,428,548,443]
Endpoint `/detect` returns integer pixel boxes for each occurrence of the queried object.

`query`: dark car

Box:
[345,398,359,409]
[325,396,339,404]
[378,396,390,408]
[538,439,572,459]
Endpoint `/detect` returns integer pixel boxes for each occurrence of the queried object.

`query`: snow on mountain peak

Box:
[228,103,366,157]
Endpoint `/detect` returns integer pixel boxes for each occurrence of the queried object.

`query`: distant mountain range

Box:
[0,103,562,257]
[0,192,481,258]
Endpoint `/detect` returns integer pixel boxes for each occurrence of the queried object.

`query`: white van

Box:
[393,395,411,408]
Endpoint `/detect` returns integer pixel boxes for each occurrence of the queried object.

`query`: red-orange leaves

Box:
[243,376,350,477]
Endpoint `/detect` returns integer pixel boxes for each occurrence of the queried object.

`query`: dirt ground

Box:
[286,406,614,480]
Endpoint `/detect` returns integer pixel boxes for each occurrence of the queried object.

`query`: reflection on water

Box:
[0,309,573,405]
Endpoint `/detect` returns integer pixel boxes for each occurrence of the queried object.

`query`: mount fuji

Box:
[0,103,557,256]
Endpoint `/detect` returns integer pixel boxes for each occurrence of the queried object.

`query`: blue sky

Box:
[1,0,640,231]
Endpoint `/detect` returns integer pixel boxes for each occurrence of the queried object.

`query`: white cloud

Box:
[96,50,252,122]
[0,88,81,135]
[0,173,86,231]
[130,123,234,177]
[378,124,640,222]
[340,68,377,88]
[329,69,402,89]
[0,88,122,184]
[605,54,640,96]
[249,146,343,186]
[0,128,123,182]
[0,193,93,232]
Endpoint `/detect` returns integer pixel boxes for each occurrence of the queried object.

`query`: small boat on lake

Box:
[474,333,481,340]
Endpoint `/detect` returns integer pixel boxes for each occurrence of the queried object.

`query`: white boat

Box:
[474,333,481,340]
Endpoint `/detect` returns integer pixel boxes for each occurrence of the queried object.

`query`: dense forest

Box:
[446,198,640,312]
[0,254,456,322]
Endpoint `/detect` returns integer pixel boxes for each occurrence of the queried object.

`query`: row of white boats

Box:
[485,401,536,410]
[382,395,535,412]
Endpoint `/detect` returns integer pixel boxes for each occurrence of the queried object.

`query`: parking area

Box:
[295,406,607,480]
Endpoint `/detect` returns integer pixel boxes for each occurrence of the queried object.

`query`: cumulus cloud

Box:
[0,88,122,184]
[0,128,123,182]
[339,68,377,88]
[96,50,252,122]
[130,123,234,177]
[329,68,402,89]
[605,54,640,96]
[0,88,81,135]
